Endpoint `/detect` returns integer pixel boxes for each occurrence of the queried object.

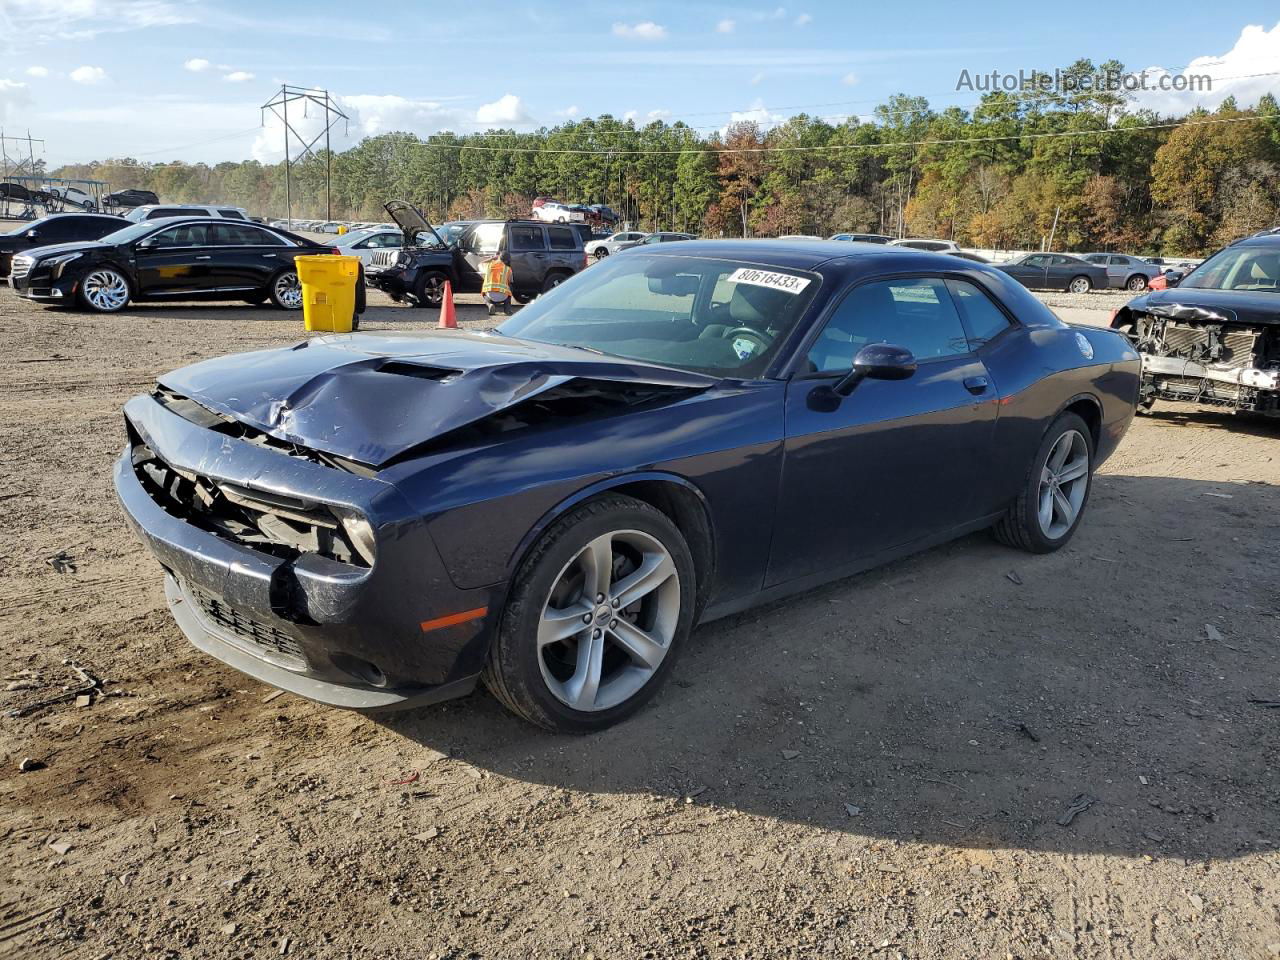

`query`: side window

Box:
[946,279,1011,348]
[547,227,576,250]
[148,207,199,219]
[509,225,546,251]
[40,218,77,240]
[1109,256,1127,266]
[371,233,400,248]
[1084,255,1105,264]
[214,223,283,246]
[1024,255,1049,267]
[150,224,211,248]
[217,209,245,219]
[806,277,970,373]
[466,223,504,254]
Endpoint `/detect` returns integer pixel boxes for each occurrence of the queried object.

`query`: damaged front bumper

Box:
[114,392,494,710]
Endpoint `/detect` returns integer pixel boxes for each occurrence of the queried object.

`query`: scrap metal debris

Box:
[1057,793,1099,827]
[7,661,105,718]
[1204,624,1223,642]
[1006,571,1023,585]
[1248,698,1280,710]
[46,551,77,574]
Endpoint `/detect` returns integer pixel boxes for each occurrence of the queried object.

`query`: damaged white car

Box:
[1111,230,1280,416]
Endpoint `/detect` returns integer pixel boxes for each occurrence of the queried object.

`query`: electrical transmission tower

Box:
[0,128,44,179]
[260,85,349,225]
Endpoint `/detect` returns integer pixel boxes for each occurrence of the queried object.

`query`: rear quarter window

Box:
[547,227,577,250]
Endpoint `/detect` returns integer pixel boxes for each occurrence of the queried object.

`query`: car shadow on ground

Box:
[379,472,1280,862]
[1142,405,1280,439]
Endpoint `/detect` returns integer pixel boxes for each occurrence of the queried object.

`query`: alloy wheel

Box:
[1037,429,1089,539]
[274,271,302,309]
[1127,275,1147,291]
[536,529,680,712]
[1069,277,1091,294]
[83,269,129,311]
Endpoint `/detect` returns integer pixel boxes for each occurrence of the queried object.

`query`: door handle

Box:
[195,255,212,260]
[963,375,990,395]
[261,253,277,258]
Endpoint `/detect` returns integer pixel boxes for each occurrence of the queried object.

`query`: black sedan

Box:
[9,217,362,314]
[997,253,1110,293]
[0,212,127,278]
[115,241,1139,731]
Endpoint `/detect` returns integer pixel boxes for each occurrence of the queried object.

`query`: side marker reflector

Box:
[419,607,488,633]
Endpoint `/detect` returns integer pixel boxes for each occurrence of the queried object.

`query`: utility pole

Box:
[261,84,348,225]
[0,128,45,179]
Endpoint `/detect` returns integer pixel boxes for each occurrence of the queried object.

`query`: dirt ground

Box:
[1,286,1278,960]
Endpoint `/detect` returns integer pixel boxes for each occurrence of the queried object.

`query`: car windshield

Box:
[98,221,162,245]
[498,253,821,378]
[1180,246,1280,293]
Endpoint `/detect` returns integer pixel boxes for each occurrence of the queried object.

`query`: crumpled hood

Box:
[1127,288,1280,326]
[158,330,717,467]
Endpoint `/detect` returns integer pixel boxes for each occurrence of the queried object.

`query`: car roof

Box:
[1235,229,1280,246]
[628,237,958,270]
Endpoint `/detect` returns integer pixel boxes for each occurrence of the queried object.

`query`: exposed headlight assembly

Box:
[333,508,376,566]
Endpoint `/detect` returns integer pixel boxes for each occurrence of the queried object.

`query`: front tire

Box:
[993,412,1093,554]
[413,270,448,309]
[593,247,609,259]
[1068,275,1092,294]
[541,271,569,294]
[77,267,131,313]
[483,494,696,732]
[268,269,302,310]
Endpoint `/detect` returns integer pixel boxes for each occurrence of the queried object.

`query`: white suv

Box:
[124,204,250,223]
[888,238,961,253]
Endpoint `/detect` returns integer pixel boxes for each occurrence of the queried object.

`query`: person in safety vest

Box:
[481,251,514,316]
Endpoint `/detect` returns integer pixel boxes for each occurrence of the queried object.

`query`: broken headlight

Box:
[333,508,376,566]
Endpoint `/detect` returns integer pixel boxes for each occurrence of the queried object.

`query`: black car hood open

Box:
[1127,288,1280,326]
[158,331,718,467]
[384,200,446,249]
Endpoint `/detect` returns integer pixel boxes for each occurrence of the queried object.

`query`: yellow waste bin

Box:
[296,254,360,332]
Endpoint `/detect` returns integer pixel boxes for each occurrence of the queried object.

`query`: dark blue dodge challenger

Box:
[116,241,1140,731]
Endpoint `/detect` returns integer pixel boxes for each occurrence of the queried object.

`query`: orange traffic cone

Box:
[438,280,457,329]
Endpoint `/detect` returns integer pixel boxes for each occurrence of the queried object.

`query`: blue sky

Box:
[1,0,1278,167]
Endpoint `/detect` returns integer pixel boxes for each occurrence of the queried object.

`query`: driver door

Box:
[768,276,999,586]
[133,222,214,296]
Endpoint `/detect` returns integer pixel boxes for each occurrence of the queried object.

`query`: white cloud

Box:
[613,20,667,39]
[0,0,196,48]
[223,71,255,83]
[1132,20,1280,114]
[751,71,765,85]
[24,66,49,78]
[475,93,530,125]
[184,58,210,72]
[842,71,859,86]
[623,110,638,122]
[556,105,581,118]
[724,98,785,134]
[646,109,671,122]
[795,12,812,26]
[70,65,108,85]
[716,18,735,33]
[0,79,32,122]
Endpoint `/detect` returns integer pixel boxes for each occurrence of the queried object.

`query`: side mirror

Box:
[136,237,155,250]
[834,343,917,396]
[26,229,38,239]
[1164,270,1183,287]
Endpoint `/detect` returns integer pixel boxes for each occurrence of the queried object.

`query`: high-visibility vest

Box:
[481,260,512,296]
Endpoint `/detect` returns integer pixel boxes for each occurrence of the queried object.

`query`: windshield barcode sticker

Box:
[725,267,810,295]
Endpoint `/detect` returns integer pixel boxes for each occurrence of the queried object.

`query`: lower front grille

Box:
[190,586,307,667]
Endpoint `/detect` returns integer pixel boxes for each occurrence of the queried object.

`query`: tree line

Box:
[50,60,1280,256]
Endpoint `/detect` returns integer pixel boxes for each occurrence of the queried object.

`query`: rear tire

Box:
[542,271,569,294]
[993,412,1094,554]
[1067,275,1092,294]
[483,494,696,732]
[593,248,609,259]
[1125,274,1148,292]
[268,269,302,310]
